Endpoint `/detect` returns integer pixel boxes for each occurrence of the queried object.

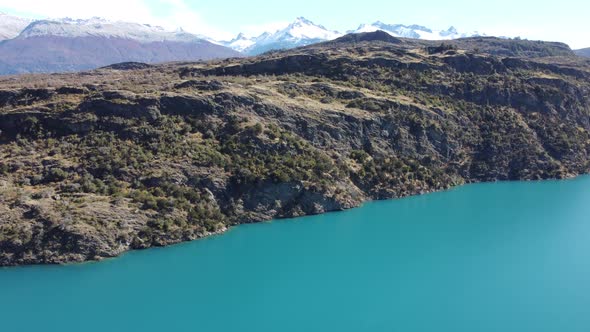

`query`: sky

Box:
[0,0,588,48]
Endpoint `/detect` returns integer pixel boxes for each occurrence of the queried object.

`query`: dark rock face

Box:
[0,37,588,266]
[56,87,88,95]
[174,80,225,91]
[331,30,403,44]
[101,62,153,70]
[0,89,55,107]
[442,54,507,75]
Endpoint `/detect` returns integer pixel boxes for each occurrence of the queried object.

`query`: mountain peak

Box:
[219,16,342,55]
[289,16,321,29]
[294,16,313,24]
[446,26,458,33]
[353,22,481,40]
[16,17,207,44]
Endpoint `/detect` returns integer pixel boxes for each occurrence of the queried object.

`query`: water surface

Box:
[1,177,589,331]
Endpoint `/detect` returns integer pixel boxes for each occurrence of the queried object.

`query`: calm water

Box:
[1,177,589,332]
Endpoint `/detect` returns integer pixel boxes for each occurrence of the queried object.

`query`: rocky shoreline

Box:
[1,34,589,266]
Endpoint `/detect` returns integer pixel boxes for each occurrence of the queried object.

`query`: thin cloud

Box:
[0,0,154,22]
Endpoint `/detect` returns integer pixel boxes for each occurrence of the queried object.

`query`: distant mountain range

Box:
[220,17,342,55]
[219,17,486,55]
[0,13,583,74]
[352,22,483,40]
[575,48,590,57]
[0,14,240,75]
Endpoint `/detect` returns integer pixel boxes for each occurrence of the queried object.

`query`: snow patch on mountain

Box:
[0,12,33,40]
[16,17,208,44]
[223,33,258,52]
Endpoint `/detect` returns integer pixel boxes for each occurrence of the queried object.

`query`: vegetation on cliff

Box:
[0,34,589,265]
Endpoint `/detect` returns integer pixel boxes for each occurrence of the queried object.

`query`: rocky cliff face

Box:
[0,34,588,266]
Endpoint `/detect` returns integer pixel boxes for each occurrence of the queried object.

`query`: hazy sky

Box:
[0,0,588,48]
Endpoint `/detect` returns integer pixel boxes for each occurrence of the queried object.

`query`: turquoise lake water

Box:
[1,176,589,332]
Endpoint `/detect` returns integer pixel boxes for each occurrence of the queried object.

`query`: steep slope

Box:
[0,12,32,40]
[576,48,590,57]
[0,33,588,266]
[0,18,241,75]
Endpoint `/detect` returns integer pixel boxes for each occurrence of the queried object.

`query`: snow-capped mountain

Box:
[0,12,33,40]
[274,17,341,41]
[0,16,240,75]
[17,17,208,43]
[222,33,258,53]
[220,18,485,55]
[0,12,497,74]
[221,17,342,55]
[352,22,484,40]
